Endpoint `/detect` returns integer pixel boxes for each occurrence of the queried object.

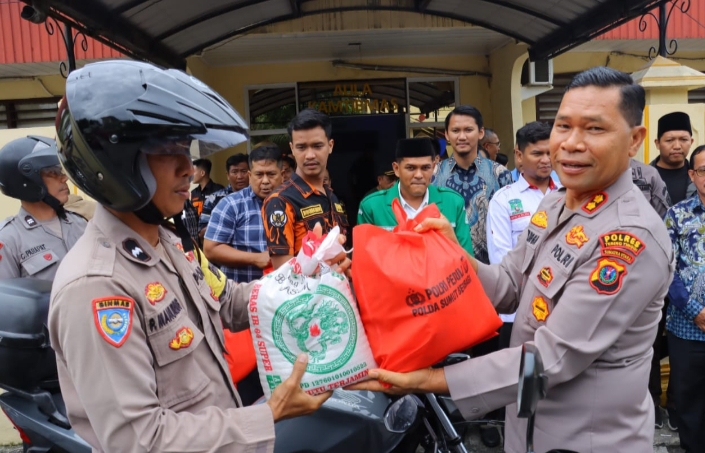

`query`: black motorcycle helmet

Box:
[0,135,62,201]
[56,60,249,224]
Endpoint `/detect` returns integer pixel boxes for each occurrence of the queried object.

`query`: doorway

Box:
[328,114,406,231]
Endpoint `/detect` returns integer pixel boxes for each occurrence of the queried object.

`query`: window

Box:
[245,84,297,152]
[0,98,61,129]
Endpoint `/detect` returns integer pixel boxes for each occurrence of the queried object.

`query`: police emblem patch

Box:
[537,267,553,287]
[169,327,195,350]
[270,210,287,227]
[530,211,548,229]
[122,239,150,262]
[145,282,167,305]
[582,192,608,214]
[565,225,589,248]
[93,296,134,347]
[589,258,627,295]
[532,296,549,322]
[24,215,37,227]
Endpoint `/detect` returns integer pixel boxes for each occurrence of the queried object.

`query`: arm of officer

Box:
[650,172,671,218]
[49,277,275,453]
[445,228,674,419]
[0,230,20,279]
[486,195,512,264]
[262,195,297,270]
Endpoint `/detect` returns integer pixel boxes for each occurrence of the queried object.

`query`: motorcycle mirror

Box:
[383,394,424,434]
[516,343,547,418]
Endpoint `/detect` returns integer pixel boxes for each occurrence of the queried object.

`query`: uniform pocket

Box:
[148,314,209,409]
[21,249,58,275]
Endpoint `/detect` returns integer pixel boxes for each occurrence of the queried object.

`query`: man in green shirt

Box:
[358,138,474,256]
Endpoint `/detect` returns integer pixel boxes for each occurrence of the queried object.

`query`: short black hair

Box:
[565,66,645,127]
[287,109,333,140]
[249,144,283,168]
[516,121,552,152]
[193,158,212,175]
[690,145,705,169]
[445,105,484,130]
[226,153,249,172]
[282,155,296,169]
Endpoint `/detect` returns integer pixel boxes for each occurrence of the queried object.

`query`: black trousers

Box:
[667,332,705,452]
[648,299,674,408]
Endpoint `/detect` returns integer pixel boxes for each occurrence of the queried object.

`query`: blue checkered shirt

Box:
[204,186,266,282]
[664,194,705,342]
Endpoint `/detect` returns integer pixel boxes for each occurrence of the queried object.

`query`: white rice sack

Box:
[249,227,376,397]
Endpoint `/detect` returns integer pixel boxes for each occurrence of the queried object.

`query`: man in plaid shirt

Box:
[203,145,283,282]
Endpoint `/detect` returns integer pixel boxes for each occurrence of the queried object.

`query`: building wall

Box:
[195,53,495,185]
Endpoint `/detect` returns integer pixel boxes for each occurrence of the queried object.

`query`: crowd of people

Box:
[0,60,702,453]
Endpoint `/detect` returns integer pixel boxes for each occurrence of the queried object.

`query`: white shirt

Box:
[399,183,429,220]
[486,174,561,322]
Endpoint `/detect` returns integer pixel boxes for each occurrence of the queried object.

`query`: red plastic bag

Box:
[223,329,257,384]
[352,199,502,372]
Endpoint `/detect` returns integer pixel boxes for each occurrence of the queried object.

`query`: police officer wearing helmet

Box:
[49,60,341,453]
[0,136,87,280]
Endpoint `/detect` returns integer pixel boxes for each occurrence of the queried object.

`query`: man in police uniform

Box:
[49,61,340,453]
[358,137,473,256]
[350,67,675,453]
[0,136,87,280]
[262,109,348,269]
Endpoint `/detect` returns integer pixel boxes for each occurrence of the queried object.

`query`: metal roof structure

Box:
[20,0,668,69]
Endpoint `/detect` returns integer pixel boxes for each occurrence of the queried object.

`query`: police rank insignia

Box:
[169,327,194,350]
[589,258,627,295]
[530,211,548,229]
[123,239,150,262]
[532,296,549,322]
[537,267,554,287]
[145,282,167,305]
[582,192,608,214]
[24,215,37,227]
[565,225,589,248]
[93,296,134,347]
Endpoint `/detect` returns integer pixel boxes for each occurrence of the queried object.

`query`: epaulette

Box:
[0,216,14,231]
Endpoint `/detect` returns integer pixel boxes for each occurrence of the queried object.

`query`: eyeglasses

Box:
[487,141,501,147]
[692,167,705,177]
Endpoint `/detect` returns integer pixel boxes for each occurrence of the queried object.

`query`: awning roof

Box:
[24,0,667,69]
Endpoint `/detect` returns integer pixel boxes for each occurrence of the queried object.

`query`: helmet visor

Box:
[139,127,248,159]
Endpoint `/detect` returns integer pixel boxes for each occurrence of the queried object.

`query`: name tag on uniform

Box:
[21,249,58,275]
[301,204,324,218]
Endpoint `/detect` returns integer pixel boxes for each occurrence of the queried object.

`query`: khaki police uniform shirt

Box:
[444,169,674,453]
[0,207,87,281]
[49,205,275,453]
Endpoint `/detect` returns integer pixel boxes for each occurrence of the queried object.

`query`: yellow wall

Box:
[0,75,65,100]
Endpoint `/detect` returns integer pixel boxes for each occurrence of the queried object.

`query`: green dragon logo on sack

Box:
[272,284,357,374]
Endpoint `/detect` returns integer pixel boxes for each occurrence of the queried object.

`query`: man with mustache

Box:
[262,109,348,269]
[0,135,87,280]
[651,112,696,205]
[350,67,675,453]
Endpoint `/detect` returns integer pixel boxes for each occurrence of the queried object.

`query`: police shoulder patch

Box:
[589,258,627,295]
[93,296,134,347]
